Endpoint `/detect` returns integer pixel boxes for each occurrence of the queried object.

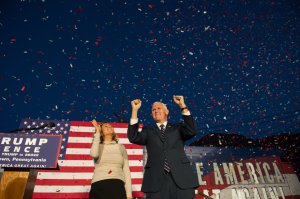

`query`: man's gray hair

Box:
[152,101,168,110]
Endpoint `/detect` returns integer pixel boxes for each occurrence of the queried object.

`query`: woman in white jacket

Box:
[89,119,132,199]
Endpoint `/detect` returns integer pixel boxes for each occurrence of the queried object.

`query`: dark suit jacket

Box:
[127,115,200,193]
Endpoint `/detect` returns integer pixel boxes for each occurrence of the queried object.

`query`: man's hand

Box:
[131,99,142,111]
[130,99,141,120]
[173,95,186,108]
[91,119,101,133]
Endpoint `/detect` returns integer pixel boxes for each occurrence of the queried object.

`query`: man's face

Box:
[152,102,169,123]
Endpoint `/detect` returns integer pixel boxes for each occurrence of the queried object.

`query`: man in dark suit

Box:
[127,95,200,199]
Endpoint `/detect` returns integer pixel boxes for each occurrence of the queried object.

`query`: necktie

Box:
[160,124,166,140]
[160,124,171,173]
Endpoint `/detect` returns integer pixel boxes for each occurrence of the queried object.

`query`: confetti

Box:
[0,1,298,175]
[21,85,25,91]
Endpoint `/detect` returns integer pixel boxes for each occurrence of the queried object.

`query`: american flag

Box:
[19,119,144,198]
[20,119,70,159]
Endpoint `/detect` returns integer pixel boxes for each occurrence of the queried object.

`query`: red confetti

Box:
[108,170,112,174]
[97,36,103,41]
[242,60,248,66]
[21,85,25,91]
[74,6,84,14]
[148,4,155,9]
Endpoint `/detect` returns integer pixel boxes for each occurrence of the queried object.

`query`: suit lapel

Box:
[154,123,173,143]
[154,125,164,142]
[165,123,173,139]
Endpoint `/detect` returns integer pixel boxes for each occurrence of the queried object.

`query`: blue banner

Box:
[0,133,62,169]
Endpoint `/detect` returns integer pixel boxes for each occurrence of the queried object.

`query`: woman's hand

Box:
[91,119,101,133]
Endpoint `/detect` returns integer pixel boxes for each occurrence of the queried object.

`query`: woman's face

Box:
[101,123,114,136]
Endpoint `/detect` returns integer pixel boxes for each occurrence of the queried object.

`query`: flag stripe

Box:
[37,172,143,179]
[66,148,143,155]
[56,160,143,167]
[34,184,142,192]
[69,131,130,138]
[67,137,132,144]
[35,178,143,186]
[69,131,93,137]
[69,127,129,134]
[39,166,143,173]
[70,121,132,128]
[33,192,89,199]
[65,154,143,160]
[66,142,143,149]
[32,191,144,199]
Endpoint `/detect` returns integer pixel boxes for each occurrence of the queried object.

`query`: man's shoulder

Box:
[168,122,182,128]
[142,125,156,130]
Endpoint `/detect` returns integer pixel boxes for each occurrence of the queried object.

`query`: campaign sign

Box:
[185,146,300,199]
[0,133,62,169]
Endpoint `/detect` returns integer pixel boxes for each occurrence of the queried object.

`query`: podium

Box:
[0,133,62,199]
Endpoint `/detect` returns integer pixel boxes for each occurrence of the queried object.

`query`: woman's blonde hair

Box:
[99,123,118,143]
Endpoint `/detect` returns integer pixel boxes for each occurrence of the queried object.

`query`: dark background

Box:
[0,0,299,168]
